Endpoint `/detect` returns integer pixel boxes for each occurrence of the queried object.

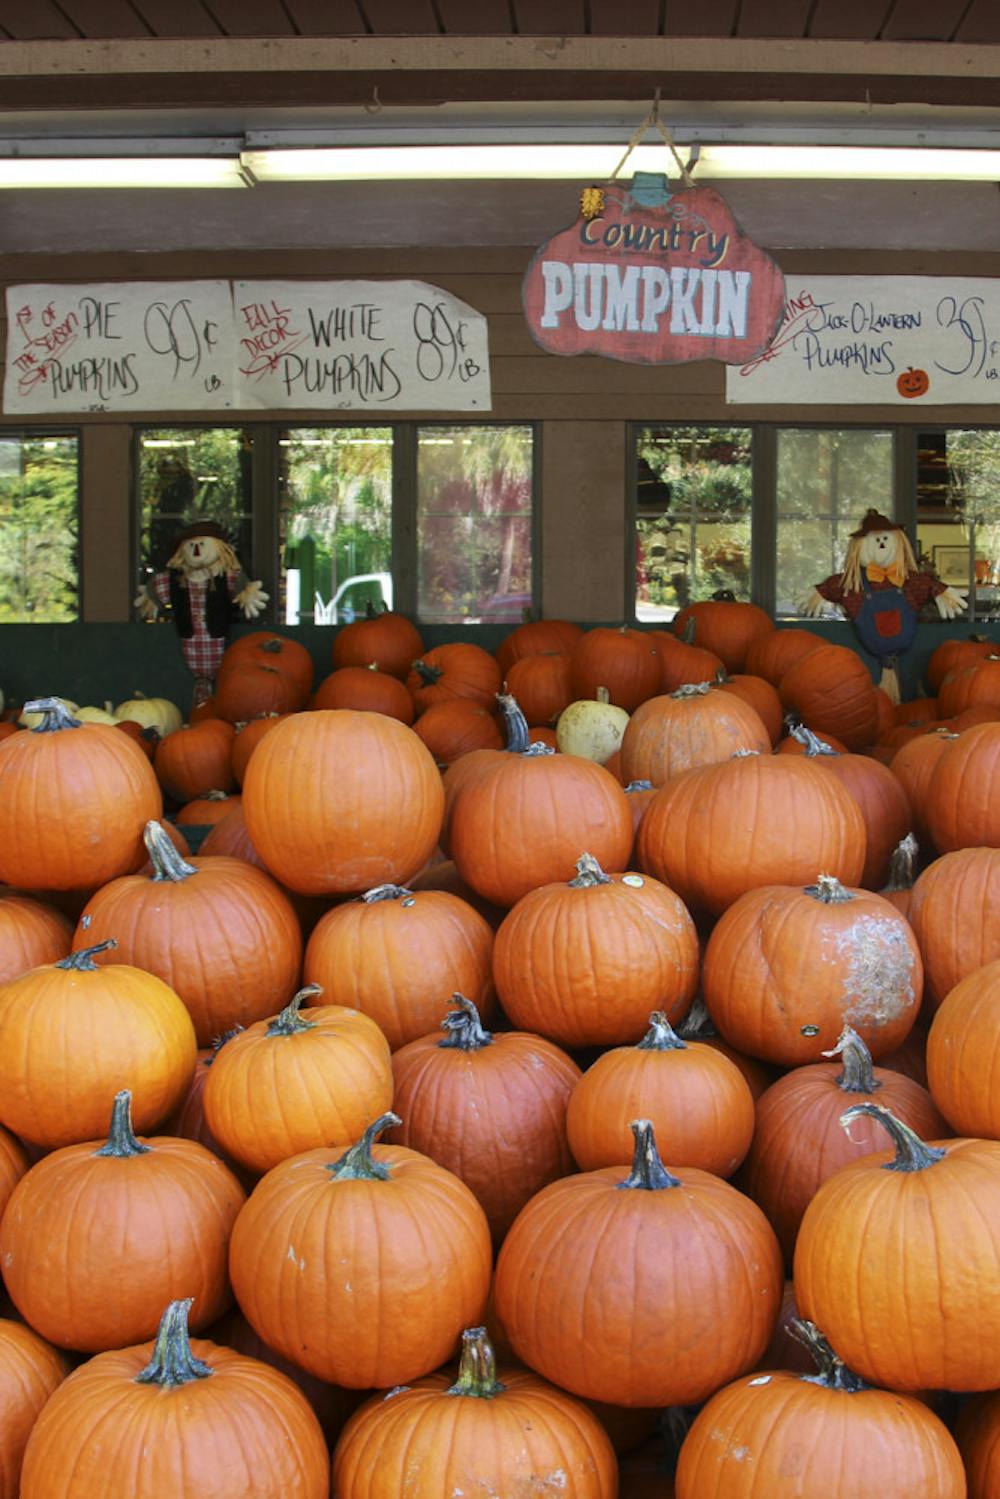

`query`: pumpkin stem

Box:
[366,661,379,672]
[438,994,493,1051]
[677,996,716,1039]
[497,692,532,754]
[822,1026,879,1094]
[144,820,199,882]
[95,1089,151,1158]
[731,748,761,759]
[523,742,556,757]
[805,873,854,904]
[840,1102,946,1173]
[447,1327,506,1400]
[790,1319,868,1393]
[24,696,81,732]
[56,938,117,971]
[568,852,612,888]
[790,724,838,756]
[625,779,653,792]
[680,617,696,645]
[135,1300,213,1389]
[413,659,442,686]
[711,589,737,602]
[883,833,918,893]
[713,667,729,684]
[260,639,282,654]
[617,1118,681,1192]
[636,1011,687,1052]
[203,789,229,801]
[208,1025,244,1063]
[327,1112,401,1183]
[361,884,414,904]
[266,984,322,1037]
[671,681,713,698]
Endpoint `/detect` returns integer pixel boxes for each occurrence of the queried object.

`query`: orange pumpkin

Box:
[311,662,414,722]
[0,1126,28,1227]
[926,958,1000,1137]
[927,633,996,693]
[744,627,821,685]
[406,642,502,715]
[937,654,1000,718]
[214,661,308,723]
[956,1390,1000,1498]
[926,721,1000,851]
[496,617,584,676]
[175,790,241,826]
[619,682,770,786]
[777,724,848,755]
[890,727,958,848]
[505,651,574,726]
[570,626,662,711]
[676,997,775,1101]
[0,1090,245,1351]
[673,594,774,674]
[649,630,726,693]
[389,994,580,1242]
[220,631,314,697]
[703,876,922,1066]
[566,1010,755,1178]
[332,602,424,679]
[0,892,72,984]
[493,854,698,1046]
[779,643,880,751]
[714,670,784,743]
[155,718,236,802]
[796,737,913,890]
[908,847,1000,1009]
[0,1319,68,1499]
[412,699,504,763]
[230,713,288,784]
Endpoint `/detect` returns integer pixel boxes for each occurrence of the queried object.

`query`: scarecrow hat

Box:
[171,518,229,548]
[850,509,901,539]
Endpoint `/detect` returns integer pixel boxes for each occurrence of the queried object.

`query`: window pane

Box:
[0,434,78,622]
[278,428,392,626]
[776,429,893,618]
[417,425,533,624]
[137,428,254,591]
[917,430,1000,623]
[635,426,752,621]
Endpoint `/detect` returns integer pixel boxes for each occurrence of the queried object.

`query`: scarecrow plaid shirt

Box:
[150,569,244,693]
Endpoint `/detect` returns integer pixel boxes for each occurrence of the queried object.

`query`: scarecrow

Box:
[800,508,966,701]
[133,519,269,707]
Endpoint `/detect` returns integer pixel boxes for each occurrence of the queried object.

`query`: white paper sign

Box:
[726,276,1000,404]
[3,282,234,413]
[233,279,491,411]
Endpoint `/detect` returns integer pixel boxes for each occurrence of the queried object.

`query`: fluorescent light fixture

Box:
[142,438,198,447]
[0,157,247,189]
[241,141,1000,183]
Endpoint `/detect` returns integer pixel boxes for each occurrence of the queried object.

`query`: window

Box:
[416,424,534,624]
[635,426,752,621]
[136,427,254,593]
[776,428,894,617]
[0,433,79,622]
[917,430,1000,622]
[278,428,392,625]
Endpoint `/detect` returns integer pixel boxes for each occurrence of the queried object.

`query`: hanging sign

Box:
[3,281,234,414]
[233,279,491,411]
[522,177,786,366]
[726,276,1000,404]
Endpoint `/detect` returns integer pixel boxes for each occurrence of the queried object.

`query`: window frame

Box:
[0,424,82,624]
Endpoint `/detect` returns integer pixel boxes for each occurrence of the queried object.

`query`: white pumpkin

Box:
[556,686,629,764]
[114,692,182,738]
[74,705,120,725]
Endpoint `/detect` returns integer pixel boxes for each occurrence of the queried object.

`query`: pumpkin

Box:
[163,1032,249,1182]
[242,709,444,896]
[956,1391,1000,1499]
[0,698,162,891]
[937,654,1000,718]
[0,941,196,1148]
[624,778,657,840]
[113,692,182,738]
[413,698,503,763]
[676,997,775,1100]
[619,681,770,786]
[757,1280,815,1374]
[895,695,940,727]
[872,684,897,740]
[494,1118,782,1408]
[0,1090,244,1351]
[408,858,506,928]
[556,686,630,763]
[230,713,288,783]
[907,847,1000,1008]
[202,985,392,1174]
[219,631,314,696]
[650,630,726,693]
[71,704,120,725]
[19,1299,329,1499]
[789,730,913,889]
[779,643,880,751]
[0,723,21,744]
[332,602,424,679]
[950,702,1000,729]
[673,593,774,674]
[0,891,72,983]
[743,628,821,684]
[926,958,1000,1137]
[566,1010,755,1178]
[175,789,241,826]
[776,723,848,755]
[878,1021,930,1089]
[505,651,574,726]
[450,745,633,909]
[796,1102,1000,1390]
[928,633,995,693]
[229,1114,492,1388]
[189,695,219,722]
[745,1025,945,1263]
[155,718,236,802]
[0,1320,68,1499]
[702,876,921,1066]
[333,1326,617,1499]
[114,718,159,760]
[570,626,661,711]
[714,669,784,743]
[406,642,502,714]
[311,662,414,723]
[675,1318,965,1499]
[304,882,494,1050]
[926,721,1000,851]
[493,853,699,1046]
[73,822,302,1046]
[0,1125,27,1227]
[214,661,309,722]
[890,728,958,848]
[496,617,584,676]
[388,994,580,1242]
[880,831,919,917]
[636,753,866,920]
[197,803,264,864]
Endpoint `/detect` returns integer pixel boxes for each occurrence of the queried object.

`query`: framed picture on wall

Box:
[933,545,971,586]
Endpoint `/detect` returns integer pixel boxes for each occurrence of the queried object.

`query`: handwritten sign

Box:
[726,276,1000,404]
[233,280,491,411]
[3,282,234,414]
[523,179,786,366]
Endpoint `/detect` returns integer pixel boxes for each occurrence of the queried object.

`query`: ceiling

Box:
[0,0,998,43]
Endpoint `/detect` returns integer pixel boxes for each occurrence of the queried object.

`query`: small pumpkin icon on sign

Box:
[897,366,930,399]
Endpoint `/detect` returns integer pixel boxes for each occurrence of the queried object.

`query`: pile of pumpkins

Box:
[1,598,1000,1497]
